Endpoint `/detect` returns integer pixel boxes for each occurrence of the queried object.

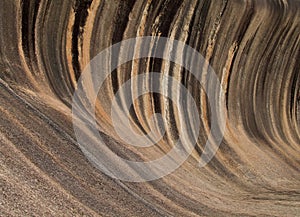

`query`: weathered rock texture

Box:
[0,0,299,216]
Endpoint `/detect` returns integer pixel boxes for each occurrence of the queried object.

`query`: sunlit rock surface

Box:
[0,0,299,216]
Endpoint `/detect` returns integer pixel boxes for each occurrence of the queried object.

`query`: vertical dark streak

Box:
[72,0,93,81]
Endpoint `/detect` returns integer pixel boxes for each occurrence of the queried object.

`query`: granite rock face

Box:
[0,0,299,216]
